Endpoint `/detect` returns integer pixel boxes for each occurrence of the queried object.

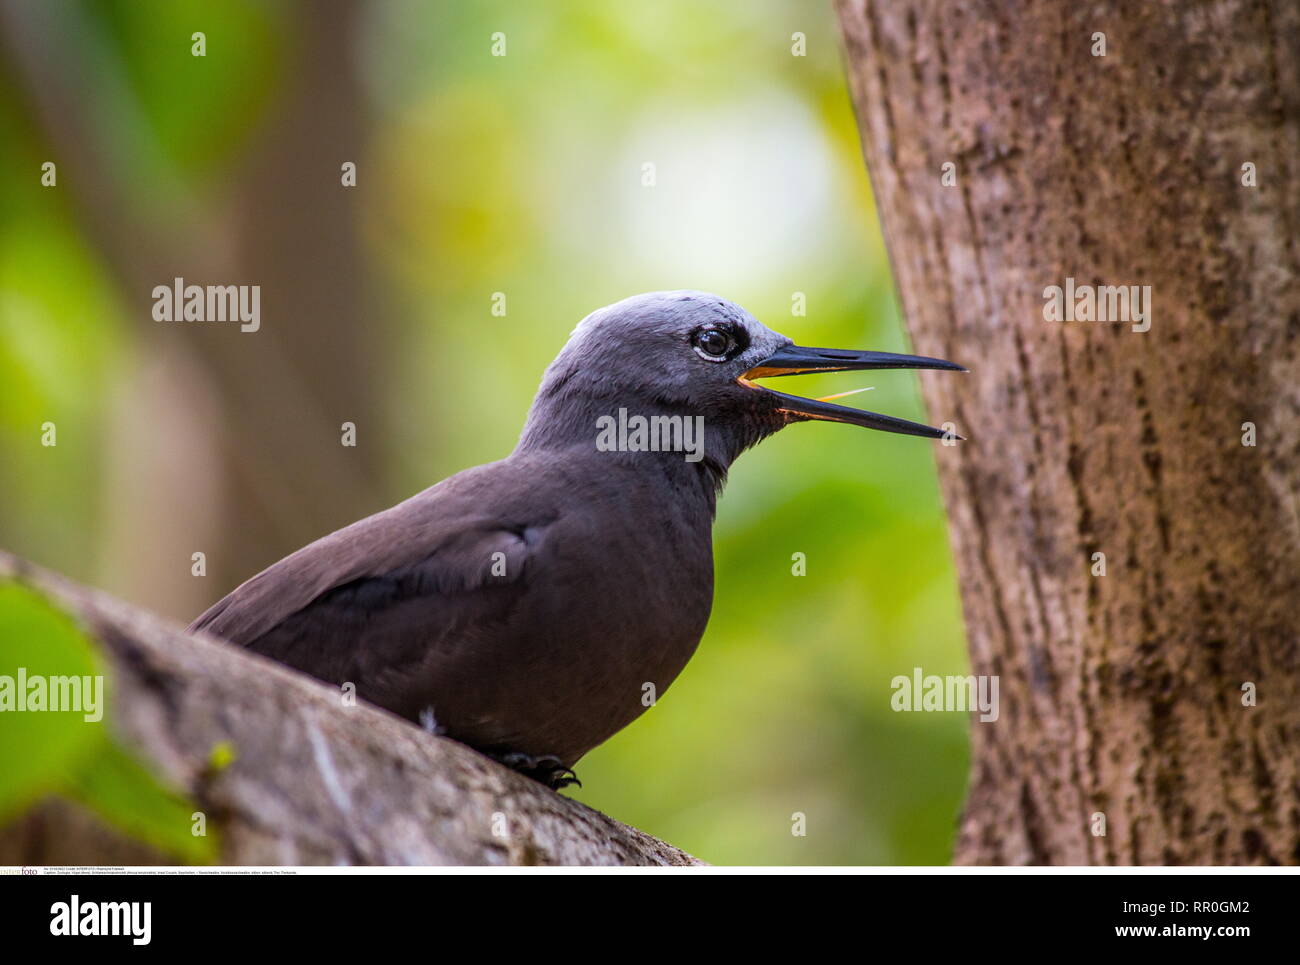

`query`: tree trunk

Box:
[0,552,699,866]
[836,0,1300,864]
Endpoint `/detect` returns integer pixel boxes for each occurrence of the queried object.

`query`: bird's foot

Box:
[493,751,582,790]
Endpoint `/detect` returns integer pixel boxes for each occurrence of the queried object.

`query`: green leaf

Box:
[0,581,104,821]
[207,740,236,772]
[62,737,218,865]
[0,579,217,864]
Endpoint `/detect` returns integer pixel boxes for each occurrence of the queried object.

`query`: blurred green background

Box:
[0,0,968,864]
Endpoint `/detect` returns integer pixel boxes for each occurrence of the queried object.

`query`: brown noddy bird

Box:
[191,291,963,788]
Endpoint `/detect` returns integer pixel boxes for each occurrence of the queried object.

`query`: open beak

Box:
[740,345,967,440]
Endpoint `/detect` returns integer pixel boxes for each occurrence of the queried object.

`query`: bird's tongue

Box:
[815,386,875,403]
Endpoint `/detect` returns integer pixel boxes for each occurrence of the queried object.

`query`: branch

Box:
[0,552,700,866]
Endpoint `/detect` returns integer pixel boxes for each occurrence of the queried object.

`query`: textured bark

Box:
[0,553,699,866]
[836,0,1300,863]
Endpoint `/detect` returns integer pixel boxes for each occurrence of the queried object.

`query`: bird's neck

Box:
[516,392,774,511]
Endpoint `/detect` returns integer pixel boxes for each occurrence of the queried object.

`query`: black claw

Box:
[548,767,582,790]
[491,751,581,790]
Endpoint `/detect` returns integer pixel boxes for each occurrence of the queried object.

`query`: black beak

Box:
[740,345,966,440]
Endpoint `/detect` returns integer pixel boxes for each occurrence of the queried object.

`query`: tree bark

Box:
[836,0,1300,864]
[0,552,699,866]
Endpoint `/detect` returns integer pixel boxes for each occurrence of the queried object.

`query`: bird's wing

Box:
[188,471,548,716]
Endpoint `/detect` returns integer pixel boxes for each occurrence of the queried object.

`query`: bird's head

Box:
[518,291,964,471]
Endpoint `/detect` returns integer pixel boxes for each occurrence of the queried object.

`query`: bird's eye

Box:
[692,327,736,361]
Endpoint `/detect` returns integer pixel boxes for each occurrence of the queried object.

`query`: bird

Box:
[190,291,964,788]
